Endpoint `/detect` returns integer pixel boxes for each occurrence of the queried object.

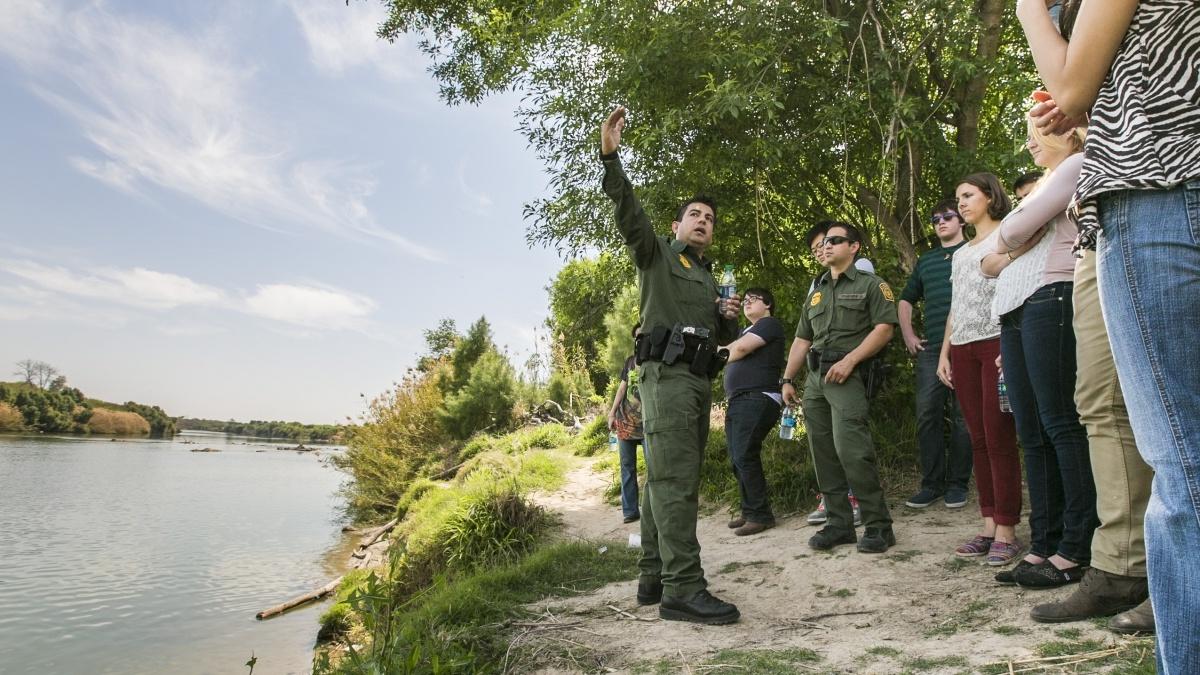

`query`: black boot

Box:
[636,579,663,606]
[808,526,857,551]
[857,526,896,553]
[659,589,740,625]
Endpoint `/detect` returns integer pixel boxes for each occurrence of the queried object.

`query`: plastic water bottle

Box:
[719,264,737,299]
[609,433,619,452]
[997,373,1012,413]
[779,406,797,440]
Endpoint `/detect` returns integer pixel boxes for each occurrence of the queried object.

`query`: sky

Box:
[0,0,567,424]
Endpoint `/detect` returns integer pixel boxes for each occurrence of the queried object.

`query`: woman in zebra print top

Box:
[1019,1,1200,671]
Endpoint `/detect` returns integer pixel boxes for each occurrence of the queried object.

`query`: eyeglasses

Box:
[931,212,959,224]
[742,295,763,306]
[822,235,851,247]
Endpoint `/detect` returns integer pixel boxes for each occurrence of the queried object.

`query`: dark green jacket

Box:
[796,265,898,353]
[601,154,737,344]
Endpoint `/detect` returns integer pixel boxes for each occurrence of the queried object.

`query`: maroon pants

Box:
[950,338,1022,526]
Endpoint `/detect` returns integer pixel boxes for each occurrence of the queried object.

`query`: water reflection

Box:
[0,431,350,674]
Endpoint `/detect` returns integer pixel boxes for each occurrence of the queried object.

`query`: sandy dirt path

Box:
[528,461,1146,674]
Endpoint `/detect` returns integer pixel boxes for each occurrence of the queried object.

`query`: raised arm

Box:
[600,107,657,269]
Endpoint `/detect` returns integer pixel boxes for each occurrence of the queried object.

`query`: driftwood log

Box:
[255,518,397,620]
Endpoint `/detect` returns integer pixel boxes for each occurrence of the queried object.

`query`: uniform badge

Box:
[810,291,822,307]
[678,254,691,269]
[879,282,895,302]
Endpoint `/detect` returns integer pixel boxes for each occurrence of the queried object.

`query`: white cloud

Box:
[243,283,376,329]
[1,259,225,310]
[0,1,441,262]
[285,0,416,81]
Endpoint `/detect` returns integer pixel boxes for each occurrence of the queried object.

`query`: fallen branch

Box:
[256,576,342,620]
[797,610,874,622]
[606,604,657,622]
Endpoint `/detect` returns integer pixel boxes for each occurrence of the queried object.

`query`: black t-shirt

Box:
[723,316,785,398]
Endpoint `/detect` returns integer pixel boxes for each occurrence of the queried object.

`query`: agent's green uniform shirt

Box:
[601,151,734,598]
[796,265,899,351]
[795,264,898,534]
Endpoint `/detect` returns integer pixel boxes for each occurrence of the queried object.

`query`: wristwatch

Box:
[778,377,793,386]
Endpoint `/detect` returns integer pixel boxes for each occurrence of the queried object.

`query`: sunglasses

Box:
[931,212,959,224]
[822,235,851,247]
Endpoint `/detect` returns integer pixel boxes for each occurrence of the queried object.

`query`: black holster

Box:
[863,357,891,398]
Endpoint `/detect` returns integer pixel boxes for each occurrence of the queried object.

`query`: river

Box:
[0,431,351,674]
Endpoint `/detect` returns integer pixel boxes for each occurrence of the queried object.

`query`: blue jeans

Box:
[1000,282,1096,563]
[914,345,973,493]
[725,393,781,524]
[1097,181,1200,673]
[618,437,642,519]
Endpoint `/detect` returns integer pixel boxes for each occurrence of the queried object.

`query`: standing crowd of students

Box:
[607,0,1197,668]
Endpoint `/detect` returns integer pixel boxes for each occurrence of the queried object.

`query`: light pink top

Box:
[996,152,1083,288]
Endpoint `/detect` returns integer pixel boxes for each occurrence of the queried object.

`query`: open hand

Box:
[601,106,627,155]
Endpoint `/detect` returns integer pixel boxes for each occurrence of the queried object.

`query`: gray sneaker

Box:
[806,497,827,525]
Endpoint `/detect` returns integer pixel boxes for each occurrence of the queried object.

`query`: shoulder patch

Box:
[879,282,895,302]
[810,291,822,307]
[678,254,691,269]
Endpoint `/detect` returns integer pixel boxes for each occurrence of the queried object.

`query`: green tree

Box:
[599,283,640,381]
[545,253,631,390]
[442,350,517,439]
[449,317,494,393]
[418,318,460,373]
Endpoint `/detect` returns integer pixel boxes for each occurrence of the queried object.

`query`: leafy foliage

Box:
[442,350,518,439]
[544,253,632,390]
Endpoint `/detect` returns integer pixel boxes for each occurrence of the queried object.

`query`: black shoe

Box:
[659,589,740,625]
[1015,561,1088,589]
[636,579,663,605]
[808,526,857,551]
[623,513,640,524]
[995,559,1037,585]
[857,526,896,553]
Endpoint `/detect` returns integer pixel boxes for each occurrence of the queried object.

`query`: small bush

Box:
[86,408,151,435]
[442,350,517,439]
[0,402,24,431]
[335,367,453,522]
[442,489,549,569]
[317,568,372,642]
[569,414,609,456]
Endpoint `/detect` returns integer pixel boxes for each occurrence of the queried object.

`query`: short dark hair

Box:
[675,195,718,224]
[1013,171,1043,194]
[931,199,959,218]
[630,322,641,339]
[743,286,774,314]
[825,220,863,245]
[805,220,832,247]
[957,172,1012,221]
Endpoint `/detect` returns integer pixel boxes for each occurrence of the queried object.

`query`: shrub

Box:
[569,414,608,456]
[0,402,23,431]
[336,366,453,522]
[442,350,517,439]
[86,408,151,435]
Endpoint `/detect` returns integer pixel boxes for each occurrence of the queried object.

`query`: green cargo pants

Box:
[802,369,892,532]
[637,360,710,597]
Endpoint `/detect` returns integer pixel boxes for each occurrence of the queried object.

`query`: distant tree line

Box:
[175,417,347,442]
[2,360,175,437]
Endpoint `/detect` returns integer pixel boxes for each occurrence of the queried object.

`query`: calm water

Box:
[0,431,352,674]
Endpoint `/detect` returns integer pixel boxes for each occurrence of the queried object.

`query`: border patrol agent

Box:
[781,222,899,554]
[600,106,741,625]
